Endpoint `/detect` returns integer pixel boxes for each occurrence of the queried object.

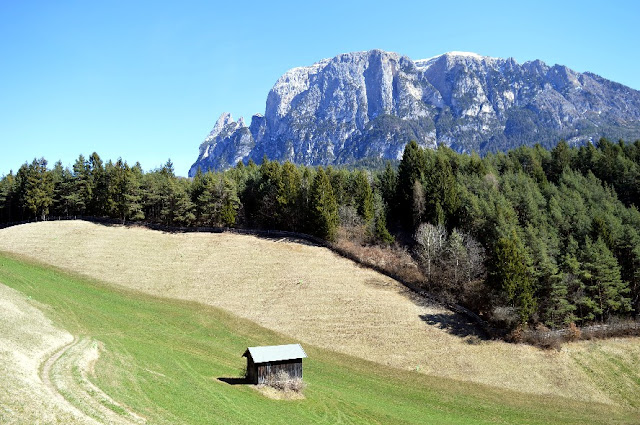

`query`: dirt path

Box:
[41,336,146,425]
[0,282,144,425]
[39,337,98,423]
[0,283,93,424]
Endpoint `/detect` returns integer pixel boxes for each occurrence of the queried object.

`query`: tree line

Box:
[1,138,639,332]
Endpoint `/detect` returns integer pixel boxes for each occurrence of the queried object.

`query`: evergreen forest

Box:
[2,138,639,334]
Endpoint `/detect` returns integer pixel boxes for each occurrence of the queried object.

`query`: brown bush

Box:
[567,322,581,341]
[333,235,426,287]
[506,325,524,343]
[522,329,562,351]
[266,370,306,393]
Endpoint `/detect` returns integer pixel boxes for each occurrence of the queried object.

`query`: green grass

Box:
[0,251,638,424]
[572,346,640,410]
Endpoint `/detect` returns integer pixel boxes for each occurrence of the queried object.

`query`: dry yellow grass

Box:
[1,220,639,406]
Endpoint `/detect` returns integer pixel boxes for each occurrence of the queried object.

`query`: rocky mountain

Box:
[189,50,640,175]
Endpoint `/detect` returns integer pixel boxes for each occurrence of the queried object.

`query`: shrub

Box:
[567,322,581,341]
[266,370,306,393]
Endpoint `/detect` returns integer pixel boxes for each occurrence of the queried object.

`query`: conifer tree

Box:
[18,158,54,220]
[545,273,578,327]
[372,192,394,245]
[580,237,631,322]
[352,170,374,224]
[396,141,426,228]
[377,161,397,211]
[0,172,16,222]
[548,140,572,182]
[88,152,109,216]
[190,168,206,223]
[257,159,281,228]
[109,159,144,223]
[70,155,92,215]
[488,231,537,324]
[309,167,338,241]
[219,175,240,227]
[425,152,460,227]
[277,161,302,230]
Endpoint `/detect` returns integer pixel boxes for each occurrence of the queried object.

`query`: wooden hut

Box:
[242,344,307,385]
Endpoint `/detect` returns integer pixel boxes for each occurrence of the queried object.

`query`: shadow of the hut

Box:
[217,377,250,385]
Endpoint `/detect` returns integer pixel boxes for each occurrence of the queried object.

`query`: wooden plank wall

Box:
[256,359,303,384]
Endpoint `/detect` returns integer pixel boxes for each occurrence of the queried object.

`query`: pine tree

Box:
[18,158,54,220]
[50,161,66,216]
[109,159,144,223]
[0,172,17,222]
[549,140,572,182]
[616,227,640,313]
[71,154,92,215]
[309,168,338,241]
[580,237,631,322]
[425,152,460,227]
[377,161,397,212]
[257,159,282,228]
[545,273,578,327]
[191,168,206,224]
[488,231,537,324]
[372,192,393,245]
[396,141,426,229]
[352,170,374,224]
[219,175,240,227]
[88,152,108,216]
[277,161,302,230]
[198,172,221,226]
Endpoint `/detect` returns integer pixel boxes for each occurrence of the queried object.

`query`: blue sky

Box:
[1,0,639,176]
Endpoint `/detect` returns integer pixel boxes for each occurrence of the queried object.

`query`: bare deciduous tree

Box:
[463,231,486,282]
[414,222,446,281]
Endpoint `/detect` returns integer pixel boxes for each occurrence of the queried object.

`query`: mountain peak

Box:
[189,50,640,175]
[208,112,234,139]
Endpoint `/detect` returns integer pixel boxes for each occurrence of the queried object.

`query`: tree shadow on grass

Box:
[217,377,250,385]
[419,313,489,342]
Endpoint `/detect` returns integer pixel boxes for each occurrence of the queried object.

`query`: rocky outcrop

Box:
[189,50,640,175]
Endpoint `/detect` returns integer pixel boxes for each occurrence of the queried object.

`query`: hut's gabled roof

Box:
[243,344,307,363]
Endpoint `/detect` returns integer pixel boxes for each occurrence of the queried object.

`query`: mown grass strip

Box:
[0,251,637,424]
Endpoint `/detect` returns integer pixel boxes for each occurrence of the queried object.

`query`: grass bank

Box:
[0,252,637,424]
[0,221,626,403]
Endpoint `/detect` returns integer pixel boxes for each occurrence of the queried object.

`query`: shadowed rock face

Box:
[189,50,640,175]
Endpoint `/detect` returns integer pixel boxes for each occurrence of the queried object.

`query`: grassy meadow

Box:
[1,251,638,424]
[1,220,634,404]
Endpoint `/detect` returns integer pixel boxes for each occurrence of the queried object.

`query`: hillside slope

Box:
[1,221,640,407]
[0,284,94,424]
[4,253,638,424]
[190,50,640,173]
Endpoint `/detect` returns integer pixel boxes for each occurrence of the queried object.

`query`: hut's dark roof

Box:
[243,344,307,363]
